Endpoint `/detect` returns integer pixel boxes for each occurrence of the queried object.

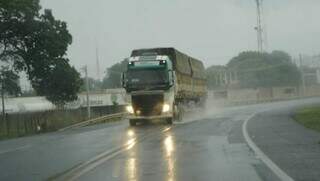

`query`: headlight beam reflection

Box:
[164,134,176,181]
[126,129,136,150]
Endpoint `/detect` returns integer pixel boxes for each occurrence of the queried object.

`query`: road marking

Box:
[242,114,295,181]
[68,140,137,181]
[0,145,31,155]
[52,126,172,181]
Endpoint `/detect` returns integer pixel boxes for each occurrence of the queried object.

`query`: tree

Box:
[0,66,21,120]
[227,51,301,88]
[0,0,82,106]
[205,65,227,89]
[35,61,82,107]
[102,59,128,89]
[0,66,21,96]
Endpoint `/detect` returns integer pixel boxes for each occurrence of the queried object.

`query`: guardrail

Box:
[59,112,127,132]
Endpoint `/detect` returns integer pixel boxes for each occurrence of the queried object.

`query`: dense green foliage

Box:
[0,66,21,96]
[228,51,301,88]
[206,50,301,89]
[0,0,82,105]
[102,59,128,89]
[38,61,82,106]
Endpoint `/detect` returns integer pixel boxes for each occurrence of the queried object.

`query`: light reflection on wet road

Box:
[126,129,137,181]
[123,127,176,181]
[164,134,175,181]
[78,98,320,181]
[78,118,265,181]
[1,98,320,181]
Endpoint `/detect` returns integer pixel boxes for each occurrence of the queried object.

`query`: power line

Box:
[95,44,101,81]
[81,65,91,119]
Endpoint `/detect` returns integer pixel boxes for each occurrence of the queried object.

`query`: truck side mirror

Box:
[169,70,175,86]
[121,72,126,88]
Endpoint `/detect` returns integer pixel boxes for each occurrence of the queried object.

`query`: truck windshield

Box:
[126,69,169,90]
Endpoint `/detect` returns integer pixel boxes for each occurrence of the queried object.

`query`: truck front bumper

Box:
[127,113,172,120]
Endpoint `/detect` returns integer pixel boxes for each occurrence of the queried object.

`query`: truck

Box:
[122,47,207,126]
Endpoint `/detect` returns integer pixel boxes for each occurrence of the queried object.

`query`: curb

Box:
[242,114,295,181]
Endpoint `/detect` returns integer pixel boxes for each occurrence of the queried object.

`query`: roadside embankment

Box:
[0,105,124,141]
[246,102,320,181]
[293,106,320,132]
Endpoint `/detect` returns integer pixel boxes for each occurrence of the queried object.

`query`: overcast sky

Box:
[40,0,320,78]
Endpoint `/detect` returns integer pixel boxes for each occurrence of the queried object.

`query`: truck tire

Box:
[129,119,137,126]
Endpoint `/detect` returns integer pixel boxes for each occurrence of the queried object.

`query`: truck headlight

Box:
[126,105,134,114]
[162,104,170,113]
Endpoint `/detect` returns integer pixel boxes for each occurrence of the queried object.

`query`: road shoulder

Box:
[246,108,320,181]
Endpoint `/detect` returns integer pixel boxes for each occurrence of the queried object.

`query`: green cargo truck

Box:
[122,47,207,126]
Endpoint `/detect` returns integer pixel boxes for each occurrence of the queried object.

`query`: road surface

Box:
[0,98,320,181]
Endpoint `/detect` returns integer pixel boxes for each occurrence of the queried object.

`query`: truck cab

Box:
[122,54,177,126]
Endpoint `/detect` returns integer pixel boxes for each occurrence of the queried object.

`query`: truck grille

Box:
[132,94,164,116]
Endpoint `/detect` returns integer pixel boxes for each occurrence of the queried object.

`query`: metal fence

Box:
[0,105,124,140]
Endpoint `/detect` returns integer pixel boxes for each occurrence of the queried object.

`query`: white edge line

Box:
[242,114,295,181]
[69,141,136,181]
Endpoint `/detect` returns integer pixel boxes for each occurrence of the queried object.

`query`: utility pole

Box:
[255,0,264,52]
[95,45,101,81]
[82,66,91,119]
[0,76,5,122]
[299,54,306,96]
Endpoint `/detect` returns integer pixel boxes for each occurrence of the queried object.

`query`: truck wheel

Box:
[129,119,136,126]
[166,118,173,125]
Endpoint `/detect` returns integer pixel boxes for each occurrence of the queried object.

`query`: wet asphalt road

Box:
[248,105,320,181]
[0,98,320,181]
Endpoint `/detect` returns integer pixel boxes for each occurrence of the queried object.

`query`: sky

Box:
[40,0,320,79]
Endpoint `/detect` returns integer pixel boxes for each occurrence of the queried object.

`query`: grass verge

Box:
[293,106,320,132]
